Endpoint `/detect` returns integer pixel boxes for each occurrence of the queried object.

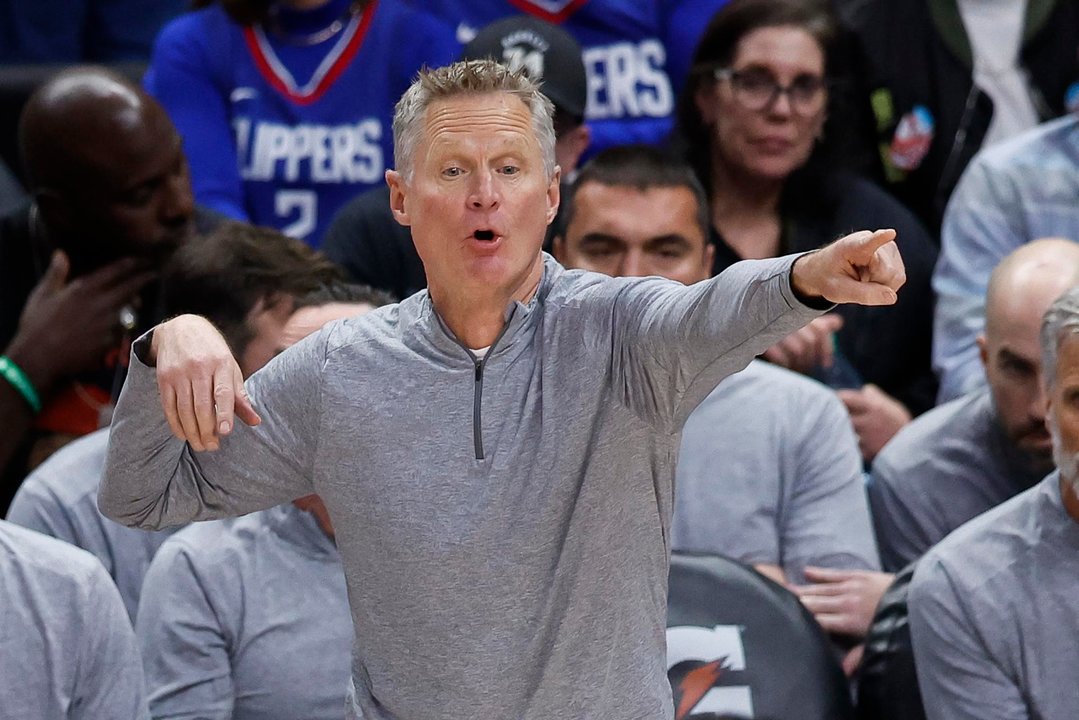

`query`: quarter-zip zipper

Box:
[436,311,516,461]
[472,360,486,459]
[467,318,511,460]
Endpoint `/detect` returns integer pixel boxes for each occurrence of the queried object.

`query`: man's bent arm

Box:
[99,328,326,530]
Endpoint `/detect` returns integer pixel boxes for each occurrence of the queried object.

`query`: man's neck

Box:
[1060,475,1079,524]
[429,256,544,350]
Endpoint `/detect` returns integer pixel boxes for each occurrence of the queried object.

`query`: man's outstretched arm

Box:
[610,228,906,426]
[99,315,324,529]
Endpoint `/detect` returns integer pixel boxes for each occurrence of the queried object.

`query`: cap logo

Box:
[500,31,550,78]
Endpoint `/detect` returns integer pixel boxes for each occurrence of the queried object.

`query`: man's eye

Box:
[124,187,155,207]
[500,165,520,175]
[443,167,462,177]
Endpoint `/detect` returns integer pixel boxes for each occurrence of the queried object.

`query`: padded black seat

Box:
[667,551,854,720]
[855,563,924,720]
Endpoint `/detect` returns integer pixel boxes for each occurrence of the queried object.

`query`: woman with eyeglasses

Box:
[675,0,940,463]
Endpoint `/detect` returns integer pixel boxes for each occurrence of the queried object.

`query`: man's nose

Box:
[1031,377,1049,420]
[468,170,500,210]
[620,250,648,278]
[162,173,195,224]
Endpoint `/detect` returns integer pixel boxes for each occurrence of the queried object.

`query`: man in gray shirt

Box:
[99,60,906,719]
[0,519,147,718]
[553,144,884,678]
[909,284,1079,719]
[551,144,879,587]
[135,295,379,720]
[6,221,344,619]
[871,237,1079,571]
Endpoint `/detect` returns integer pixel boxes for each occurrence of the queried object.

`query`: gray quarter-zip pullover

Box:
[100,254,822,720]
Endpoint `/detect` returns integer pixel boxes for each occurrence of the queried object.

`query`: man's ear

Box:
[385,169,411,227]
[34,188,71,238]
[700,243,716,283]
[552,234,565,263]
[545,166,561,225]
[977,334,989,371]
[557,124,591,176]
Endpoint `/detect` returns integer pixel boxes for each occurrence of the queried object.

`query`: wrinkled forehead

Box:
[420,93,538,154]
[568,182,708,246]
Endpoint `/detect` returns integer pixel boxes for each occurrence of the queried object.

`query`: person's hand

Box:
[794,567,896,639]
[752,563,789,588]
[5,251,154,390]
[151,315,261,452]
[837,384,911,461]
[790,229,905,306]
[762,314,844,374]
[841,644,865,678]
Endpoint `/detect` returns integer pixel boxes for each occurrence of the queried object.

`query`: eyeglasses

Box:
[713,67,827,115]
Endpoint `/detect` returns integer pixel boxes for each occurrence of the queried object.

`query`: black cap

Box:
[461,16,587,120]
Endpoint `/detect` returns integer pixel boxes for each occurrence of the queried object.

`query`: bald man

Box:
[869,237,1079,572]
[0,66,216,507]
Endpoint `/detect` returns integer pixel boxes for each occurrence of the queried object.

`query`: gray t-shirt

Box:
[136,504,351,720]
[909,473,1079,719]
[100,254,822,720]
[868,389,1047,571]
[672,360,878,583]
[0,519,147,719]
[6,428,177,621]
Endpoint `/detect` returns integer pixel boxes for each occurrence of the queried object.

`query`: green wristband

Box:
[0,355,42,414]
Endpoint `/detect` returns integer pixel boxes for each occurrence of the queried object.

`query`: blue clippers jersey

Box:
[418,0,676,157]
[146,0,458,247]
[663,0,730,98]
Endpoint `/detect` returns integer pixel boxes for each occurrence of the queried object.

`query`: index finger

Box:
[861,228,897,254]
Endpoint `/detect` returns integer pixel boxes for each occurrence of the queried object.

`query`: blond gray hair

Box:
[392,59,557,182]
[1041,284,1079,390]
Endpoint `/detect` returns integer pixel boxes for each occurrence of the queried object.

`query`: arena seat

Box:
[855,563,925,720]
[667,551,854,720]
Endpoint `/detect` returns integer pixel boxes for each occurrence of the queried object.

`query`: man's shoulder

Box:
[971,115,1079,176]
[874,391,992,480]
[914,476,1056,596]
[0,519,104,587]
[16,428,110,505]
[322,300,405,356]
[157,513,264,568]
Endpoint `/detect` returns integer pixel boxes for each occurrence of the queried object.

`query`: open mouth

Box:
[473,229,496,241]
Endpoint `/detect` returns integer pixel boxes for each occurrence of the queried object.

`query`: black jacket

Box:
[711,171,939,417]
[839,0,1079,236]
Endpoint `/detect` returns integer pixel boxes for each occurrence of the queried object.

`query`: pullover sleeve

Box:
[98,327,327,530]
[136,539,234,720]
[909,556,1029,720]
[599,254,824,429]
[73,563,150,720]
